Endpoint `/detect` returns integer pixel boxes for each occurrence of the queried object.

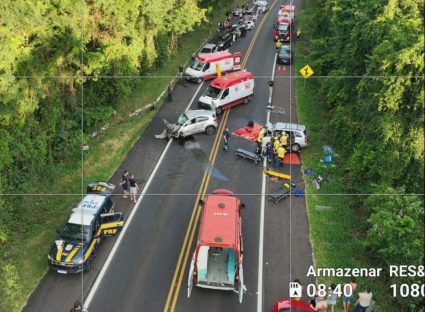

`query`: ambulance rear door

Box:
[232,52,241,71]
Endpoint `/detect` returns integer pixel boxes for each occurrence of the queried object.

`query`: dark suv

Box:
[213,33,233,50]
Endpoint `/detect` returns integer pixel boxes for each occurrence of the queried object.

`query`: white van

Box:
[198,71,254,114]
[185,51,241,84]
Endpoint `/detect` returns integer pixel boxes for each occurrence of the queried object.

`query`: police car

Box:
[48,182,124,274]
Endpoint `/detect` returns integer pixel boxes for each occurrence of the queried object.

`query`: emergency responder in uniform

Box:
[277,145,286,164]
[275,40,283,51]
[256,127,267,155]
[265,139,274,163]
[280,131,289,149]
[273,137,281,154]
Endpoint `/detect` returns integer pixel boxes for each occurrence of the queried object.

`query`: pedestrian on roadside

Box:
[315,299,327,312]
[355,287,373,312]
[129,174,140,204]
[70,300,88,312]
[178,64,184,83]
[223,127,230,151]
[342,278,358,312]
[327,283,338,312]
[309,291,320,310]
[120,170,130,199]
[296,29,301,40]
[167,82,173,102]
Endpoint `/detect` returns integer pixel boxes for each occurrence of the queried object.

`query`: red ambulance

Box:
[187,189,245,303]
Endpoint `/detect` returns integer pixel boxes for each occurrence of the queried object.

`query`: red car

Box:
[273,19,293,42]
[272,298,315,312]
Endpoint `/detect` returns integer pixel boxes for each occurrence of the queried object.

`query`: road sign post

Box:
[300,64,314,88]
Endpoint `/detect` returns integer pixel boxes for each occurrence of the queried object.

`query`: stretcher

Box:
[235,148,261,164]
[264,169,291,180]
[268,187,291,204]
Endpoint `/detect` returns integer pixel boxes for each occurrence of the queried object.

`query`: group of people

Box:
[256,127,289,165]
[119,170,140,204]
[305,278,374,312]
[218,19,232,33]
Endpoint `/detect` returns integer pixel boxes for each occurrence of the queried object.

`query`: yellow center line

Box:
[170,110,230,311]
[164,1,278,309]
[163,110,229,312]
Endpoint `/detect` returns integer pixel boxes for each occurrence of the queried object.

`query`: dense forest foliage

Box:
[308,0,424,309]
[0,1,207,235]
[0,0,232,310]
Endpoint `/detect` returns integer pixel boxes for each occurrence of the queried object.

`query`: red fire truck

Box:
[187,189,245,302]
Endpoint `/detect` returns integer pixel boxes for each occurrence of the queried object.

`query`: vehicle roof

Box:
[273,122,306,132]
[86,181,115,195]
[201,43,216,49]
[279,46,291,53]
[198,51,233,63]
[68,194,106,225]
[184,110,214,118]
[198,189,240,248]
[282,5,295,11]
[211,71,253,89]
[277,18,293,25]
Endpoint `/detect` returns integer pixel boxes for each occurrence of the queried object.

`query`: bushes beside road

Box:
[0,1,246,311]
[296,0,423,311]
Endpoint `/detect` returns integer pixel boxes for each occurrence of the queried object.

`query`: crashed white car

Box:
[244,20,255,30]
[156,110,218,139]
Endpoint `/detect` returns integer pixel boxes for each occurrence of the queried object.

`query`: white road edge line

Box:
[85,82,204,307]
[257,52,277,312]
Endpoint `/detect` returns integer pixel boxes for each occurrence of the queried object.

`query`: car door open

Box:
[99,212,124,236]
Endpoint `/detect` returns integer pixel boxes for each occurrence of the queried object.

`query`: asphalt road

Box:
[23,0,314,311]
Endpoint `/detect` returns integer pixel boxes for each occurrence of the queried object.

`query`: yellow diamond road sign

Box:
[300,65,314,78]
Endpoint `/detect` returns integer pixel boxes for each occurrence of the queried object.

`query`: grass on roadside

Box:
[295,1,398,311]
[0,1,249,311]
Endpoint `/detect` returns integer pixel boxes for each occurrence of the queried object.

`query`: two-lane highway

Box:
[24,0,315,311]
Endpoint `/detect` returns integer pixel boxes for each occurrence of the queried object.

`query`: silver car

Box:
[156,110,218,139]
[266,122,309,152]
[198,44,218,56]
[177,110,217,137]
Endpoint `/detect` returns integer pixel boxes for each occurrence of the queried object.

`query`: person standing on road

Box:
[266,140,274,163]
[129,174,140,204]
[342,278,358,312]
[261,133,271,156]
[178,64,184,83]
[120,170,130,199]
[167,82,173,102]
[223,127,230,151]
[70,300,88,312]
[355,287,373,312]
[327,283,338,312]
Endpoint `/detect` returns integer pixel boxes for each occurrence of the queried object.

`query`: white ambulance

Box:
[185,51,241,84]
[198,70,254,114]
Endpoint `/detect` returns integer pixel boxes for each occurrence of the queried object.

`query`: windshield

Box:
[279,47,291,56]
[277,24,289,31]
[200,47,212,54]
[60,223,91,242]
[190,59,205,71]
[204,86,222,99]
[177,113,188,125]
